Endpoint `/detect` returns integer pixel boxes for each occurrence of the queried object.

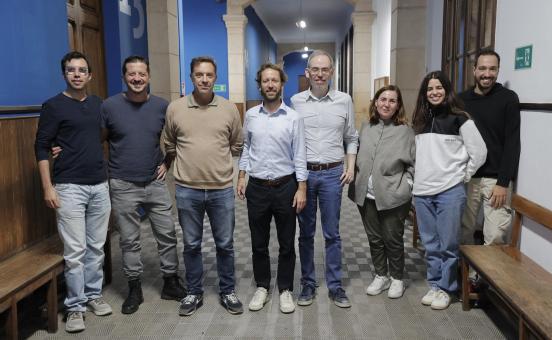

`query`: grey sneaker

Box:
[328,287,351,308]
[297,285,316,306]
[179,294,203,316]
[220,291,244,315]
[65,311,85,333]
[87,298,112,316]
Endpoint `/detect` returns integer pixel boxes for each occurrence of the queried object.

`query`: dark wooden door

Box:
[298,75,309,92]
[67,0,107,98]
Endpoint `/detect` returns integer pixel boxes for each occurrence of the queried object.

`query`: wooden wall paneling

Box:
[0,118,57,261]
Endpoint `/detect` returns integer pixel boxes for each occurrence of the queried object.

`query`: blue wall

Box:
[103,0,149,96]
[0,0,68,106]
[179,0,228,97]
[283,52,309,105]
[245,6,277,101]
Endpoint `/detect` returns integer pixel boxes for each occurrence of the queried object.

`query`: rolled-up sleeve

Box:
[238,113,250,171]
[293,117,308,181]
[344,97,359,154]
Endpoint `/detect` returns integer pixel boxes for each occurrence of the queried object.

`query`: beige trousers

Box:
[461,177,513,246]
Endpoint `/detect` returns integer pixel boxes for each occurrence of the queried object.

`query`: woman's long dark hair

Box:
[411,71,468,134]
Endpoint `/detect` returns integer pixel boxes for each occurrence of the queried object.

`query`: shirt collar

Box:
[258,101,289,116]
[187,93,218,108]
[306,88,335,102]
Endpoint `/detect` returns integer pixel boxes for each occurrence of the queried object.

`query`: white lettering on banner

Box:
[119,0,131,15]
[119,0,145,39]
[132,0,145,39]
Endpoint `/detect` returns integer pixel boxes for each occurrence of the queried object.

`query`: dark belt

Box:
[249,174,294,187]
[307,161,342,171]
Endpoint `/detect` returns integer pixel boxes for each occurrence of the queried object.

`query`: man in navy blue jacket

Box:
[35,51,112,333]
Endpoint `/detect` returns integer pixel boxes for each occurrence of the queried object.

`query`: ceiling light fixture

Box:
[296,20,307,29]
[303,46,309,51]
[296,0,306,29]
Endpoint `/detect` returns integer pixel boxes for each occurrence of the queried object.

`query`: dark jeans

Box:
[246,178,297,292]
[357,199,410,279]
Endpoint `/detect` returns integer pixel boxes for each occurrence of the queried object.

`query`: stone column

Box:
[390,0,427,117]
[146,0,181,101]
[223,14,248,108]
[351,11,376,125]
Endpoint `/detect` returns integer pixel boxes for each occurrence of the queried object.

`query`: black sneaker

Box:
[161,275,187,300]
[328,287,351,308]
[220,291,244,315]
[297,285,316,306]
[179,294,203,316]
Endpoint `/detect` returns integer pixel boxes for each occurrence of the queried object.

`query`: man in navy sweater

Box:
[35,51,112,333]
[460,49,521,254]
[101,56,185,315]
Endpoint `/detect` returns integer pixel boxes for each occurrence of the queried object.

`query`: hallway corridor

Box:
[26,184,512,339]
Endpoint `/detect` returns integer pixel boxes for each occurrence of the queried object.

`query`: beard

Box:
[261,88,282,103]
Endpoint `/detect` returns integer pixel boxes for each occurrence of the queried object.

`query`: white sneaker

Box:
[279,290,295,314]
[421,288,439,306]
[431,290,451,310]
[248,287,269,311]
[387,278,405,299]
[366,275,391,296]
[65,311,85,333]
[87,298,112,316]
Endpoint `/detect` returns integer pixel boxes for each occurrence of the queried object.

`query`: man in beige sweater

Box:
[163,56,243,316]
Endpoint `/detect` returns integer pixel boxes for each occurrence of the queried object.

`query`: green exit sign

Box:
[515,45,532,70]
[213,84,227,93]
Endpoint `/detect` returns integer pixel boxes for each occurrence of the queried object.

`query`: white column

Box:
[390,0,427,117]
[146,0,181,101]
[351,11,376,124]
[223,14,248,105]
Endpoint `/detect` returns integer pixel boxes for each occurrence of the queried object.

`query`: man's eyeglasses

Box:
[65,67,89,75]
[308,67,332,75]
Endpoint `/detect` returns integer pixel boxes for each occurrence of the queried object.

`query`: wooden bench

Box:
[460,194,552,340]
[0,236,64,340]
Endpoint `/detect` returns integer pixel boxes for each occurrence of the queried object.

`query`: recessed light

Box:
[296,20,307,29]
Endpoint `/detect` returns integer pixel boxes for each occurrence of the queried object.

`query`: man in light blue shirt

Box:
[237,63,307,314]
[291,50,359,308]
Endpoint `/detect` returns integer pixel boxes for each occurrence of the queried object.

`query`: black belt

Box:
[307,161,342,171]
[249,174,294,187]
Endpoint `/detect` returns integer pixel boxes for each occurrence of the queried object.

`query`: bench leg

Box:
[6,300,18,340]
[47,272,59,333]
[461,257,471,311]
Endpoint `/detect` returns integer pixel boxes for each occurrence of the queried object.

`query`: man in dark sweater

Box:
[460,49,521,251]
[101,56,185,314]
[35,51,112,333]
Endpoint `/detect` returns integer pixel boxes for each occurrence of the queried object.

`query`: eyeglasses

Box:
[308,67,332,75]
[65,67,89,75]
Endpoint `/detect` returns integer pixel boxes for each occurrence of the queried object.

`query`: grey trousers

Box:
[357,199,410,279]
[110,178,179,279]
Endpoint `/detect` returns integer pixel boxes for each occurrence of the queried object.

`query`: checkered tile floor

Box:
[24,170,514,339]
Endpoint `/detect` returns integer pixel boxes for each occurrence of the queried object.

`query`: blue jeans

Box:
[175,185,235,295]
[414,183,466,292]
[55,182,111,312]
[298,164,343,292]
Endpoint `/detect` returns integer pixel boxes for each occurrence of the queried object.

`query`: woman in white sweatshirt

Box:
[411,71,486,310]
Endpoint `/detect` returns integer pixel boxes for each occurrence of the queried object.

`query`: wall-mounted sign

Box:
[214,84,227,93]
[515,45,532,70]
